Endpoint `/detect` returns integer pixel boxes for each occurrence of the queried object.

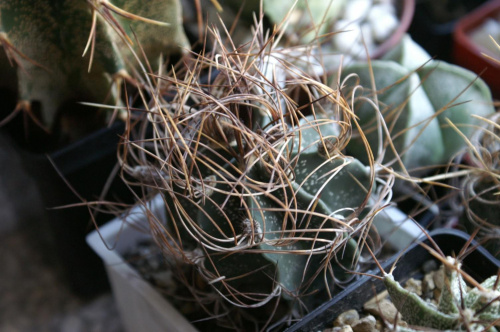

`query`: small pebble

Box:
[360,22,376,53]
[370,13,398,43]
[364,290,389,308]
[334,309,360,327]
[404,278,422,296]
[422,272,436,298]
[364,298,398,324]
[433,288,442,303]
[328,0,401,60]
[325,325,354,332]
[343,0,373,22]
[333,21,362,54]
[422,260,438,274]
[351,315,377,332]
[433,266,445,290]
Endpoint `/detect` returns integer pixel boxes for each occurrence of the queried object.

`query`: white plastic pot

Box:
[87,194,425,331]
[86,196,198,332]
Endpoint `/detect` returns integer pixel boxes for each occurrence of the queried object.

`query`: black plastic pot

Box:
[408,0,488,62]
[15,121,135,299]
[285,229,500,332]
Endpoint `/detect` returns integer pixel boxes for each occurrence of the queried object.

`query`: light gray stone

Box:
[364,298,399,324]
[351,315,377,332]
[334,309,360,327]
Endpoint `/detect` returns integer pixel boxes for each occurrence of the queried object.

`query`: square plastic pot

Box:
[86,195,199,332]
[453,0,500,98]
[408,0,488,61]
[14,121,135,298]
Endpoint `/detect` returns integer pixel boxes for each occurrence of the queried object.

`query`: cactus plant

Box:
[457,113,500,259]
[342,35,495,173]
[383,254,500,331]
[345,230,500,332]
[117,22,397,328]
[0,0,188,139]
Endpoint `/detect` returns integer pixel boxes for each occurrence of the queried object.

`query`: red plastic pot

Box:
[371,0,415,59]
[453,0,500,98]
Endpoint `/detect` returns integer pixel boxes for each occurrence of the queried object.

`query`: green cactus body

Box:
[342,60,443,171]
[384,257,500,332]
[437,262,467,315]
[253,116,367,303]
[106,0,189,68]
[384,274,459,330]
[150,106,378,320]
[465,275,500,322]
[0,0,188,133]
[0,0,123,128]
[417,61,494,159]
[344,35,495,172]
[120,17,398,324]
[383,35,495,161]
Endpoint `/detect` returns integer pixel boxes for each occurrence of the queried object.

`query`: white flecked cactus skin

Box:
[384,256,500,332]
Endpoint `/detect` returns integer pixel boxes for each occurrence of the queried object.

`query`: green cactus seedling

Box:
[384,256,500,331]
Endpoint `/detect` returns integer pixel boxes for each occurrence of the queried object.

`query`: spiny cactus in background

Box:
[384,255,500,331]
[0,0,188,139]
[342,35,495,173]
[119,24,394,329]
[88,0,189,68]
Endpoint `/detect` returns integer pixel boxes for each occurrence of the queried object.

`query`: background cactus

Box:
[119,23,394,329]
[342,35,495,174]
[0,0,188,146]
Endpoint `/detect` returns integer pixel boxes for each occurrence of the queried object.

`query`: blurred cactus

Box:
[262,0,347,43]
[90,0,189,67]
[343,35,495,173]
[119,22,394,328]
[0,0,188,139]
